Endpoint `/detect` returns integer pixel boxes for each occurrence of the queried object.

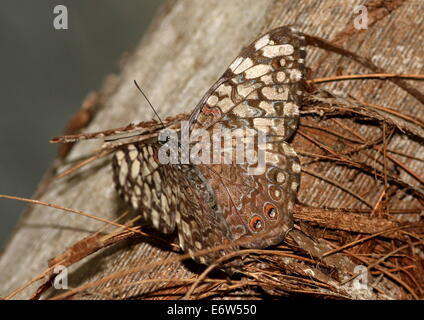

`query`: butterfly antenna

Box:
[133,80,165,129]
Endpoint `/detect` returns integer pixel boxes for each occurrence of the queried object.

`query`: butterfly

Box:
[53,26,306,267]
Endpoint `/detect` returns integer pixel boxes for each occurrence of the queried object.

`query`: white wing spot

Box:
[161,193,170,212]
[216,83,232,97]
[142,147,149,159]
[254,34,270,50]
[259,101,274,115]
[216,97,234,113]
[260,74,273,85]
[129,151,138,161]
[262,44,294,58]
[276,172,286,183]
[119,160,128,186]
[181,220,190,236]
[153,170,161,189]
[152,209,160,229]
[292,162,301,173]
[261,86,289,100]
[234,58,254,74]
[116,150,125,162]
[163,207,171,226]
[253,118,275,129]
[276,71,286,82]
[131,195,139,209]
[283,143,298,157]
[229,56,244,72]
[143,183,152,206]
[284,102,299,117]
[131,159,140,179]
[178,233,185,250]
[175,211,181,224]
[195,241,202,249]
[141,161,150,177]
[134,185,141,196]
[147,145,154,156]
[143,210,148,220]
[148,156,159,170]
[244,64,272,79]
[232,102,261,117]
[289,69,302,81]
[237,82,261,98]
[207,94,219,106]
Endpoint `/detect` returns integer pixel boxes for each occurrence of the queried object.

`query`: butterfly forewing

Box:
[189,26,305,142]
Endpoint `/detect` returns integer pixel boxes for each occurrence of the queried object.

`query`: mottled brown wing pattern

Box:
[113,143,236,265]
[185,26,305,250]
[174,165,237,264]
[196,142,301,250]
[111,26,305,265]
[112,143,179,234]
[189,26,305,142]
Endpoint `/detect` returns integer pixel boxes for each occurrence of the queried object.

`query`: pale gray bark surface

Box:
[1,0,422,299]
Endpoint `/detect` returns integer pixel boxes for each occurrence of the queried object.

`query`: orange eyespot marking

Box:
[250,216,263,231]
[265,203,277,219]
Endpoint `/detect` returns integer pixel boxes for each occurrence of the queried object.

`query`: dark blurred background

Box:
[0,0,164,249]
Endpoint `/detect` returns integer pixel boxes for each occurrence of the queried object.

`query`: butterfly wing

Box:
[196,141,301,249]
[187,26,305,249]
[112,143,179,234]
[113,143,236,264]
[174,165,237,264]
[189,26,305,142]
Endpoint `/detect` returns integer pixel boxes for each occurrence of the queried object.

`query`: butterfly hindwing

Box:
[174,165,237,264]
[196,141,300,249]
[113,144,237,265]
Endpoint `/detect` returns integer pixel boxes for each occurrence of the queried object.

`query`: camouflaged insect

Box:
[54,26,306,266]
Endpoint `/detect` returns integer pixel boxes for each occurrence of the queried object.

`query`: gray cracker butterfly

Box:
[53,26,306,266]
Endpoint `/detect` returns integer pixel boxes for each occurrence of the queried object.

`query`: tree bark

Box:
[1,0,422,299]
